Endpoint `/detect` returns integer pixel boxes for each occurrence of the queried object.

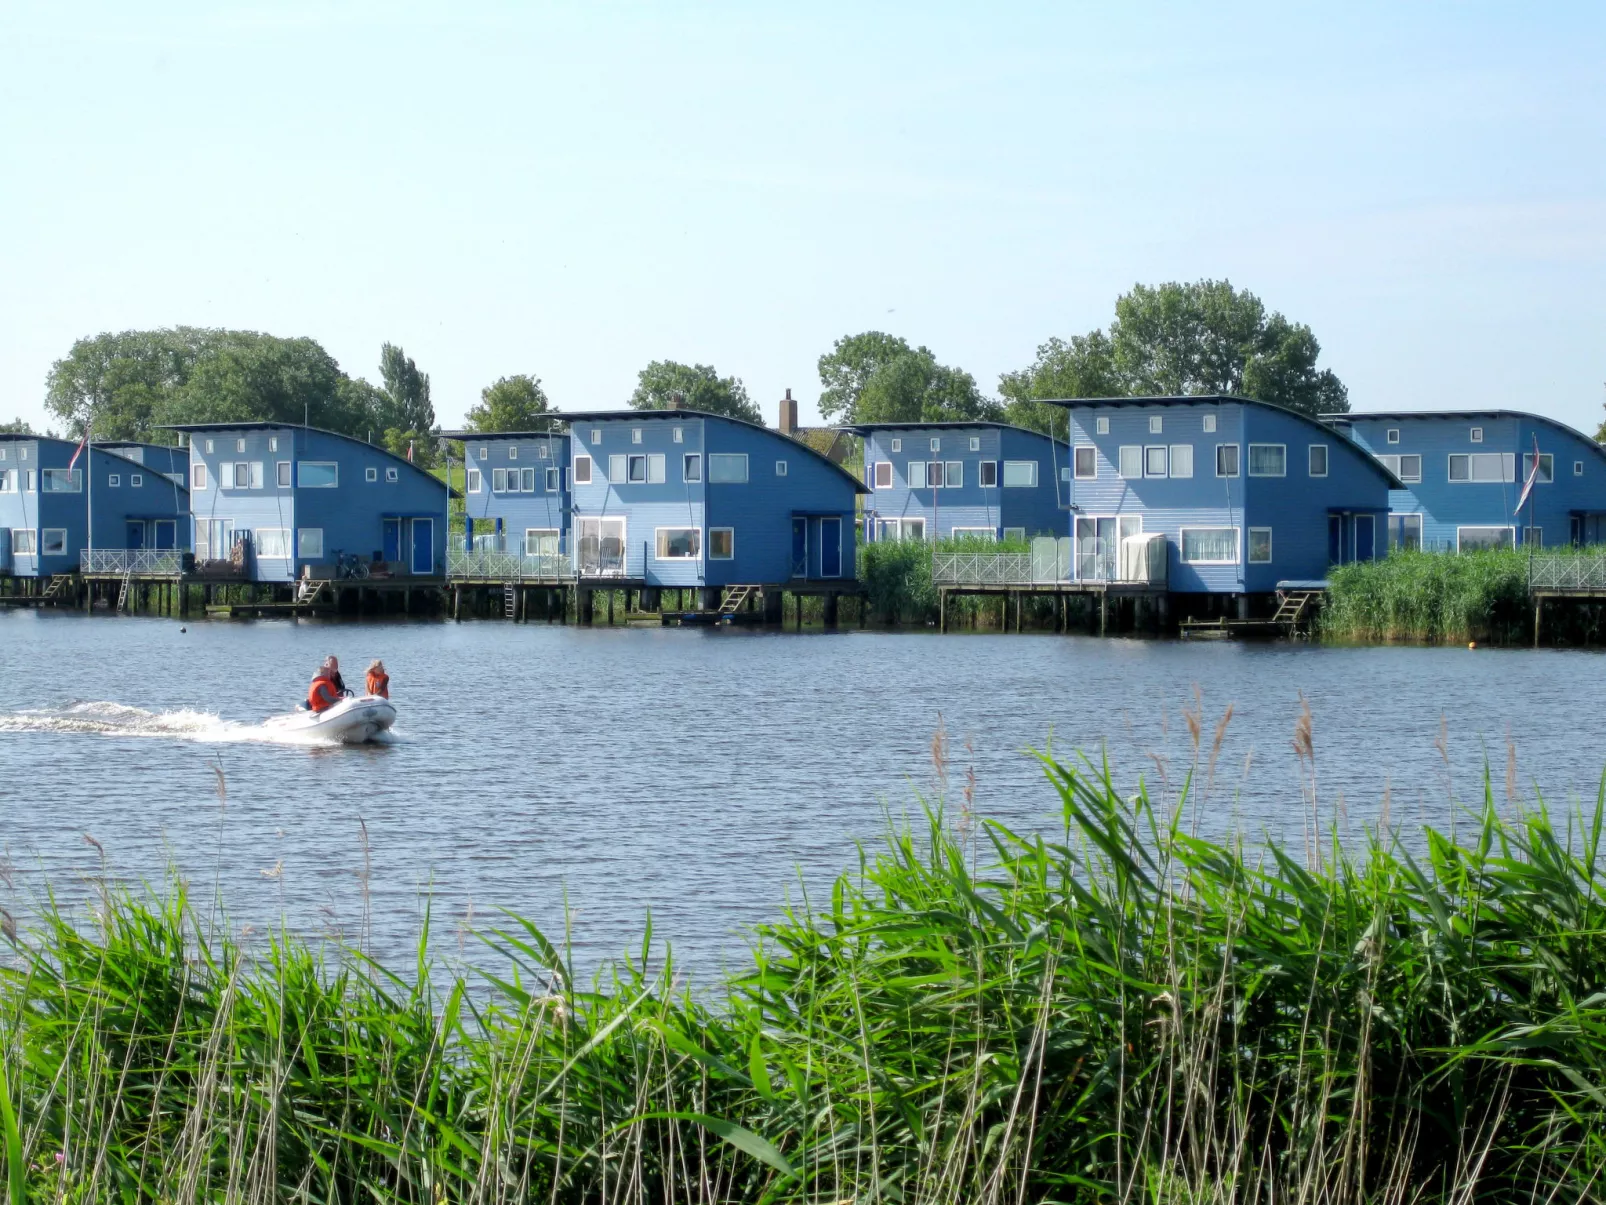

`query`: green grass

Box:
[4,751,1606,1202]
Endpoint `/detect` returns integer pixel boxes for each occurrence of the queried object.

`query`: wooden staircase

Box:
[295,578,329,607]
[719,584,758,616]
[41,574,72,600]
[1271,589,1323,631]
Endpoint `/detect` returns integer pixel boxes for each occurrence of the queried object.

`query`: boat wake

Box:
[0,701,399,747]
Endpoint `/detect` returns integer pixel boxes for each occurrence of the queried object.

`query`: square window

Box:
[130,474,142,487]
[709,528,734,559]
[969,436,980,451]
[776,460,788,476]
[297,528,324,558]
[1248,527,1272,563]
[672,427,683,443]
[890,437,902,452]
[42,528,66,555]
[1149,416,1162,434]
[1386,429,1399,444]
[632,428,643,444]
[1096,417,1109,435]
[684,453,701,482]
[1203,414,1217,433]
[366,466,378,482]
[387,467,400,482]
[108,473,120,487]
[1309,445,1329,477]
[1074,446,1097,479]
[979,460,998,486]
[1470,427,1483,443]
[1003,526,1025,542]
[1118,446,1143,479]
[874,461,893,488]
[573,455,593,484]
[1216,444,1240,477]
[1144,446,1168,477]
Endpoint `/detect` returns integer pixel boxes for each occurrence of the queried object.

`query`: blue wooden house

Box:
[0,436,190,578]
[1323,410,1606,551]
[1045,396,1400,594]
[443,428,571,567]
[98,442,190,487]
[562,408,866,590]
[164,422,449,581]
[850,421,1070,543]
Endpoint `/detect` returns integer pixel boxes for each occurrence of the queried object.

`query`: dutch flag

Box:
[1514,434,1542,517]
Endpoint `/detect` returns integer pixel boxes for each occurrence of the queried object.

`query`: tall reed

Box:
[4,753,1605,1202]
[1322,550,1533,643]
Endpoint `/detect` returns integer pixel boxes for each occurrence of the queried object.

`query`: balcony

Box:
[80,549,186,576]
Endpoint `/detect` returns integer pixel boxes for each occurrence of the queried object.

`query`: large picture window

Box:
[1180,527,1238,564]
[1448,453,1514,483]
[524,528,560,557]
[655,528,701,559]
[41,528,66,555]
[1457,526,1514,551]
[255,529,291,558]
[708,454,748,483]
[1002,460,1038,487]
[298,461,338,488]
[1247,444,1286,477]
[297,528,324,558]
[41,468,81,492]
[1375,454,1421,483]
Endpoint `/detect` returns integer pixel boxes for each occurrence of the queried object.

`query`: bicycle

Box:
[332,551,371,581]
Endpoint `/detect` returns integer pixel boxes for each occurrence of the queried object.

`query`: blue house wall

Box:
[0,437,190,576]
[1325,411,1606,552]
[564,409,865,587]
[451,431,571,554]
[854,422,1069,542]
[98,443,190,485]
[170,423,449,582]
[1053,396,1398,593]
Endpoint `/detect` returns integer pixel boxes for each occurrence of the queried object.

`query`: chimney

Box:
[667,391,685,410]
[778,388,798,435]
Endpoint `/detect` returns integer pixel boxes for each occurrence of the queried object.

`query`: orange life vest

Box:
[307,675,339,713]
[366,670,389,699]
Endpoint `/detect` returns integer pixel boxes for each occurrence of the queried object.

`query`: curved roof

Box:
[1324,409,1606,471]
[559,408,870,494]
[0,434,191,492]
[1043,394,1405,490]
[159,421,452,495]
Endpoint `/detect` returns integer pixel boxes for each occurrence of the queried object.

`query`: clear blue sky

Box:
[2,2,1601,434]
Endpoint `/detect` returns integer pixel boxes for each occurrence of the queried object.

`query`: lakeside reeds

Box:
[1321,549,1535,644]
[4,753,1606,1203]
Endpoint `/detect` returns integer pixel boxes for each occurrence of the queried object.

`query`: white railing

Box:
[1529,551,1606,591]
[80,548,184,576]
[448,548,574,580]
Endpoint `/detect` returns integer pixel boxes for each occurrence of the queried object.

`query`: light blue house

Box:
[443,428,571,565]
[1045,396,1400,594]
[98,442,190,487]
[0,436,190,578]
[165,423,449,581]
[1323,410,1606,551]
[850,421,1070,543]
[562,408,866,590]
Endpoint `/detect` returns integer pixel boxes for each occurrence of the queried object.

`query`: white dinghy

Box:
[263,694,397,744]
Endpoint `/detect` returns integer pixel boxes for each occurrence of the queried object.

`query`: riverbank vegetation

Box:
[5,751,1605,1203]
[1321,549,1542,644]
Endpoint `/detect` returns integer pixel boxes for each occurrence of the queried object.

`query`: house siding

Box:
[461,433,571,553]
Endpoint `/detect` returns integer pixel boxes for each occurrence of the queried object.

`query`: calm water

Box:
[2,609,1604,980]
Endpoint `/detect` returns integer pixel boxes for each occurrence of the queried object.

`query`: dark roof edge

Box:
[158,422,455,496]
[842,419,1069,446]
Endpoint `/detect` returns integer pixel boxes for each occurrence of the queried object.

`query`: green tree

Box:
[817,332,1000,425]
[998,280,1349,420]
[162,336,348,431]
[0,418,37,435]
[379,343,435,433]
[46,327,238,440]
[466,374,552,432]
[628,361,760,423]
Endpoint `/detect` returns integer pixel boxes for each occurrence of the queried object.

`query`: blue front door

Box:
[383,518,403,563]
[126,522,145,549]
[820,517,841,578]
[1355,514,1375,561]
[153,520,176,550]
[791,518,807,578]
[410,518,433,574]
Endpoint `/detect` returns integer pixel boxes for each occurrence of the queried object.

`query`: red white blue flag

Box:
[1514,433,1542,516]
[67,429,89,473]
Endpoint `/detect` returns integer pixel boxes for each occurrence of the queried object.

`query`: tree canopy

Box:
[628,361,760,423]
[817,332,1001,425]
[0,418,38,435]
[999,280,1349,433]
[465,374,552,432]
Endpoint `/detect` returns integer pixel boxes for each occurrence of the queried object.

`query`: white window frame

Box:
[108,473,120,487]
[298,461,339,488]
[1168,444,1193,479]
[492,467,508,493]
[478,446,488,459]
[1532,453,1554,484]
[1386,429,1399,444]
[1073,445,1097,480]
[608,453,627,482]
[204,439,214,453]
[1247,527,1273,563]
[900,517,926,541]
[950,526,995,540]
[297,528,324,558]
[467,468,482,493]
[1003,526,1026,543]
[929,437,940,452]
[944,461,962,488]
[874,461,893,489]
[775,460,788,477]
[277,461,291,488]
[131,473,142,487]
[255,528,291,559]
[1202,414,1216,433]
[546,467,560,491]
[979,459,998,487]
[969,436,980,452]
[926,460,944,489]
[1308,444,1328,477]
[1148,415,1162,434]
[672,427,684,444]
[890,437,902,452]
[269,436,278,452]
[387,467,400,483]
[708,527,735,560]
[908,461,927,489]
[654,526,701,559]
[1470,427,1483,443]
[1095,416,1109,435]
[1448,452,1514,483]
[1002,460,1038,488]
[1247,444,1286,477]
[1117,446,1142,479]
[508,446,519,461]
[590,429,602,445]
[235,438,246,453]
[1575,460,1584,476]
[631,427,643,445]
[1523,526,1543,548]
[1179,526,1240,565]
[366,466,378,482]
[524,528,560,557]
[520,467,536,491]
[11,528,36,555]
[41,528,67,556]
[42,468,82,493]
[684,453,701,483]
[1456,525,1515,552]
[1143,446,1168,478]
[1388,513,1423,552]
[192,464,208,490]
[646,454,665,484]
[573,455,592,484]
[707,453,748,483]
[0,470,13,493]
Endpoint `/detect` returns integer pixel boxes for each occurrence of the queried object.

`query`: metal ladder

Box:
[503,584,517,619]
[720,584,757,615]
[116,570,133,613]
[40,574,71,600]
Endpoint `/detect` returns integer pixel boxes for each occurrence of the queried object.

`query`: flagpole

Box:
[85,413,92,574]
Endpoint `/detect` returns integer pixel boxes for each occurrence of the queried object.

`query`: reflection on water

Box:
[2,609,1604,979]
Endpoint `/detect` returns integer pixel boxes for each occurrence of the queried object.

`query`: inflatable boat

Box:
[263,694,396,744]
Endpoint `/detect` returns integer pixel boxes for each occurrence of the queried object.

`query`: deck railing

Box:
[1528,550,1606,591]
[934,538,1075,585]
[447,548,575,581]
[80,548,185,576]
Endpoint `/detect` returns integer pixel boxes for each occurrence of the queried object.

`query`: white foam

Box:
[0,700,372,747]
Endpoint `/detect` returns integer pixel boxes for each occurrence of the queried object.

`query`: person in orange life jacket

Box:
[365,660,389,699]
[306,663,340,713]
[324,655,349,696]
